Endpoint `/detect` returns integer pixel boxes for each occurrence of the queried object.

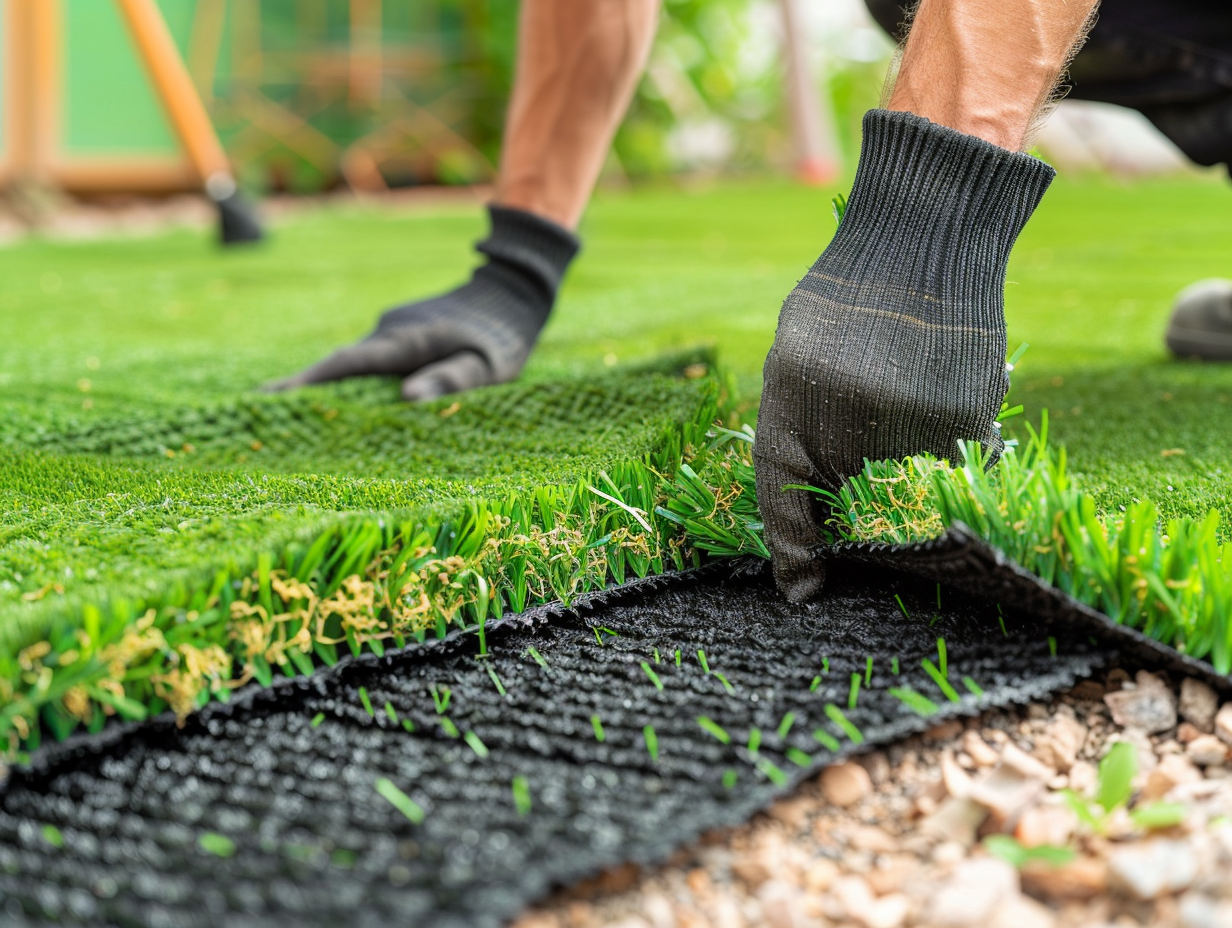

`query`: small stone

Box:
[988,893,1057,928]
[1071,680,1106,701]
[931,840,967,866]
[831,874,875,921]
[685,868,711,896]
[803,858,839,893]
[1034,714,1087,772]
[731,855,772,888]
[1143,753,1202,801]
[1180,679,1220,731]
[821,762,873,808]
[1001,744,1054,781]
[767,797,811,831]
[1178,722,1204,744]
[969,767,1044,830]
[1187,735,1229,768]
[1214,703,1232,746]
[926,858,1019,927]
[962,731,1000,768]
[921,797,987,847]
[1107,839,1199,900]
[759,880,806,928]
[856,893,911,928]
[1068,760,1098,795]
[940,751,974,799]
[866,855,919,896]
[925,719,963,742]
[849,825,897,854]
[1179,893,1232,928]
[642,893,675,928]
[857,751,891,786]
[1104,672,1178,734]
[1020,857,1108,900]
[1015,804,1077,848]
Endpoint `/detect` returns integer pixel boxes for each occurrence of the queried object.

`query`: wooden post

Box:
[114,0,233,190]
[6,0,62,185]
[778,0,841,185]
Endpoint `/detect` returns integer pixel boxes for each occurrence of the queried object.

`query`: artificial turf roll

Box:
[1,558,1110,928]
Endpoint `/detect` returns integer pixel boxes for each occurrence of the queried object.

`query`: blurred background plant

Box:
[207,0,894,193]
[0,0,1192,215]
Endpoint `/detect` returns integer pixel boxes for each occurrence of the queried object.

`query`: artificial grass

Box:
[5,172,1232,750]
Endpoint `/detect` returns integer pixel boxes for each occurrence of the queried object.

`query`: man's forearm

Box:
[887,0,1100,151]
[496,0,660,230]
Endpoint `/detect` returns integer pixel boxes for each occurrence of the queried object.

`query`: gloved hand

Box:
[265,205,580,401]
[754,110,1054,602]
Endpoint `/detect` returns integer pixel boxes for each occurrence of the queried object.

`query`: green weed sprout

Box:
[1063,741,1186,834]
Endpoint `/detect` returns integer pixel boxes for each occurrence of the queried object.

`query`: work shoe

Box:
[1166,279,1232,360]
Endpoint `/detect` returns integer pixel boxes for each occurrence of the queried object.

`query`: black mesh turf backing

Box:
[0,553,1117,928]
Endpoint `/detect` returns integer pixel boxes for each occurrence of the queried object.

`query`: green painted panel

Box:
[63,0,196,155]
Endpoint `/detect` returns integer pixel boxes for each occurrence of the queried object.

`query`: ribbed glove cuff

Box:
[477,205,581,307]
[839,110,1055,287]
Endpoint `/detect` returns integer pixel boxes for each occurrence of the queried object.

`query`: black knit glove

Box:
[267,205,580,400]
[754,110,1055,602]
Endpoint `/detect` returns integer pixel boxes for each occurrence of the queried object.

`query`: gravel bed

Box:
[514,668,1232,928]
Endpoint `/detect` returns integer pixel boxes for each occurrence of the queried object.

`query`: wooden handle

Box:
[114,0,231,185]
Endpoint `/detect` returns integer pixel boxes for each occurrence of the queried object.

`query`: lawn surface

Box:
[4,171,1232,648]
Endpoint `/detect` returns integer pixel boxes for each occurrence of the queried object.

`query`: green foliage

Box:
[1063,741,1188,834]
[983,835,1075,869]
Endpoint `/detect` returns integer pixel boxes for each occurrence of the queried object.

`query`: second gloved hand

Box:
[754,110,1055,603]
[266,204,580,401]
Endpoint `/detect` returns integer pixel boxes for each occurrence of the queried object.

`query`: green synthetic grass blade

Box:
[776,712,796,740]
[813,729,840,752]
[591,714,606,742]
[747,728,762,754]
[756,757,788,786]
[786,748,811,768]
[641,661,664,691]
[485,664,507,697]
[696,650,711,674]
[962,676,985,697]
[375,778,425,825]
[439,717,460,738]
[889,686,940,716]
[358,687,374,717]
[864,656,873,686]
[644,725,659,762]
[921,659,961,702]
[464,731,489,759]
[894,595,910,619]
[722,770,738,789]
[809,675,822,692]
[824,704,864,744]
[384,702,399,724]
[526,647,549,671]
[41,824,63,848]
[698,716,731,744]
[198,832,237,857]
[848,673,861,710]
[936,638,948,679]
[511,777,532,816]
[310,712,325,728]
[712,672,735,695]
[891,657,900,675]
